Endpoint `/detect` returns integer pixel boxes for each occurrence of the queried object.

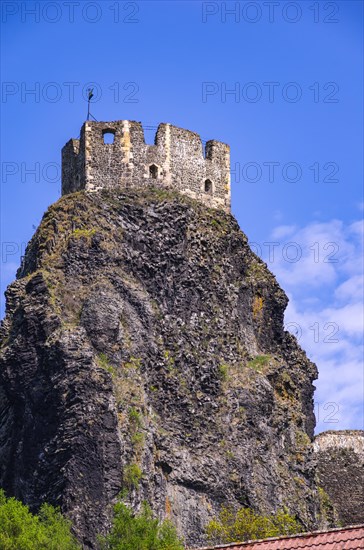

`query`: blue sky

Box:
[1,0,363,433]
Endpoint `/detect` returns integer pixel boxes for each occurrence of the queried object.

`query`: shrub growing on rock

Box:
[207,506,303,544]
[98,501,184,550]
[0,489,80,550]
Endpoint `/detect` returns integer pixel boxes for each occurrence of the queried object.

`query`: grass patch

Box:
[247,355,270,372]
[123,463,142,489]
[71,228,96,239]
[124,356,142,370]
[218,363,229,381]
[131,432,145,456]
[97,353,116,376]
[128,407,142,429]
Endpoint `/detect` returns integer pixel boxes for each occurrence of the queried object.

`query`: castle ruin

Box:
[62,120,231,212]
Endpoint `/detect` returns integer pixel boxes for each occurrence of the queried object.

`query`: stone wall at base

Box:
[314,430,364,526]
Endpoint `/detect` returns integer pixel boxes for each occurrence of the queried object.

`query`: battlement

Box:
[62,120,230,212]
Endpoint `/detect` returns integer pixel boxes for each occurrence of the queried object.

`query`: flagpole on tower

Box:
[86,88,97,121]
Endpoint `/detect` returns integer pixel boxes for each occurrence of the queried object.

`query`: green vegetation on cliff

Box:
[0,489,80,550]
[0,491,183,550]
[98,501,184,550]
[207,506,303,544]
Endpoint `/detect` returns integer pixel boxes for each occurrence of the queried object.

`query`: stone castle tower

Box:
[62,120,231,212]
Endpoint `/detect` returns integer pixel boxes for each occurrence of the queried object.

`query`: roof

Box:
[193,524,364,549]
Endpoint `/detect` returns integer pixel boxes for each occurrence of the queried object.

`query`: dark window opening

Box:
[204,179,213,194]
[149,164,158,179]
[103,131,115,144]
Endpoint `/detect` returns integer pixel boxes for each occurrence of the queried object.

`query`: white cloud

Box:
[335,274,363,302]
[266,219,364,433]
[271,225,297,239]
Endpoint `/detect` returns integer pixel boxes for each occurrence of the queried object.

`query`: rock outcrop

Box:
[314,430,364,527]
[0,188,324,547]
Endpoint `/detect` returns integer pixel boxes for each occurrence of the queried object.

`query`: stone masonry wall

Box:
[61,120,231,212]
[313,430,364,456]
[314,430,364,526]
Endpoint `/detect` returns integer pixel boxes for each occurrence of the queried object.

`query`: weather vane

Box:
[86,88,97,121]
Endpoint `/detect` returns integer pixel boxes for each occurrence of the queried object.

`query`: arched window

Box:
[149,164,159,179]
[103,131,115,144]
[204,179,213,194]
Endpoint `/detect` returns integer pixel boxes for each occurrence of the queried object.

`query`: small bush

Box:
[207,506,303,544]
[97,353,116,376]
[98,501,184,550]
[0,489,80,549]
[124,357,142,370]
[247,355,270,372]
[128,408,142,428]
[218,363,229,381]
[131,432,145,448]
[123,464,142,489]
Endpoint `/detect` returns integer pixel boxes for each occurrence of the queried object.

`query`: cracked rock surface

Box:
[1,188,324,547]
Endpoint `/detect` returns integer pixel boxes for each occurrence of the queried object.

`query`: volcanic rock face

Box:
[0,188,322,547]
[314,430,364,527]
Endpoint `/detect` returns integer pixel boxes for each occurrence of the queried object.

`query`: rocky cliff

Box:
[0,188,324,547]
[314,430,364,527]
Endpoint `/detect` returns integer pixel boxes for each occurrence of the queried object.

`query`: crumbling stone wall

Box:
[314,430,364,526]
[61,120,231,212]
